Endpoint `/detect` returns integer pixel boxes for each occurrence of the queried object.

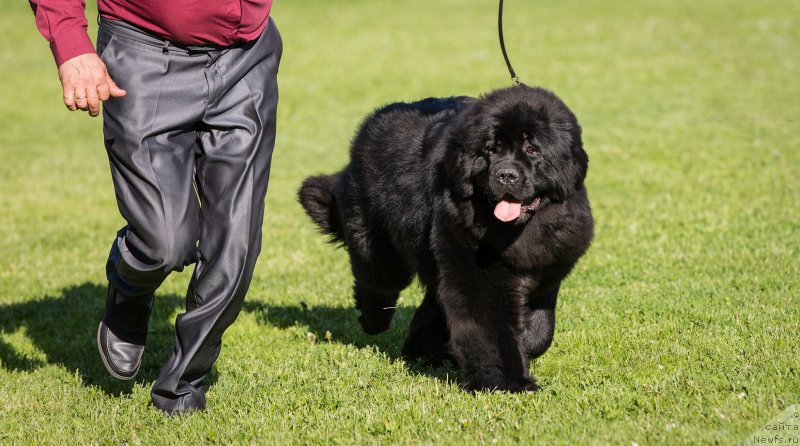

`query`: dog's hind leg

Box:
[347,233,413,335]
[351,258,412,334]
[353,283,403,335]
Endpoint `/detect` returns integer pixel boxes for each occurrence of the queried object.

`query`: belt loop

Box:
[162,41,170,74]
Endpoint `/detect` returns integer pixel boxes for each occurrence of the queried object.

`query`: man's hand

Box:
[58,53,126,117]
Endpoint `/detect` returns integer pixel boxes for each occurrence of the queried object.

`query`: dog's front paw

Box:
[463,371,541,394]
[510,376,541,393]
[462,367,508,393]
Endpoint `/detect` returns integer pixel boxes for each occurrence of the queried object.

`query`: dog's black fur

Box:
[298,86,593,392]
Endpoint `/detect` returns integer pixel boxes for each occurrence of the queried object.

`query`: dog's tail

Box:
[298,174,343,242]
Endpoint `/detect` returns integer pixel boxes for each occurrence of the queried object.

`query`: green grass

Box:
[1,0,799,444]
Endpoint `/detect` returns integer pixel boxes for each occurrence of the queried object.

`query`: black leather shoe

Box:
[97,284,153,380]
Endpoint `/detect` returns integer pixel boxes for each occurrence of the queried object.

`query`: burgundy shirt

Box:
[29,0,273,66]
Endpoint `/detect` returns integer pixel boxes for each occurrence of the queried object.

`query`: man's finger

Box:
[87,87,101,117]
[97,82,111,102]
[74,88,89,111]
[107,76,127,97]
[63,89,77,111]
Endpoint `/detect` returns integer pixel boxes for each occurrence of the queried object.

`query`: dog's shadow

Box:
[243,300,460,384]
[0,283,459,395]
[0,282,218,396]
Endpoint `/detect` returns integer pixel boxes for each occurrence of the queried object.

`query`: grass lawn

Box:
[1,0,799,443]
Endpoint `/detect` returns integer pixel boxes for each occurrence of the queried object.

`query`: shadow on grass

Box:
[242,300,461,385]
[0,282,458,395]
[0,282,218,396]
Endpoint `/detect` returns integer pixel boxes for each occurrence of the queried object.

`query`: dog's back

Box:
[299,96,473,257]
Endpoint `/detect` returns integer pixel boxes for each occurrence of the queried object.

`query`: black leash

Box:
[498,0,525,86]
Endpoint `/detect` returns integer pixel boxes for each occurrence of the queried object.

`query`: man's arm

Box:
[29,0,125,117]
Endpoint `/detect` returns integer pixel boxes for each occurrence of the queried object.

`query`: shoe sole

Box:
[96,322,139,381]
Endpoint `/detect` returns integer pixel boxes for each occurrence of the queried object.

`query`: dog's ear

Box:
[550,122,588,200]
[446,103,490,199]
[444,101,494,198]
[444,142,475,198]
[565,123,588,186]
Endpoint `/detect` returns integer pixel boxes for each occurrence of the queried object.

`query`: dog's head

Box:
[447,86,588,225]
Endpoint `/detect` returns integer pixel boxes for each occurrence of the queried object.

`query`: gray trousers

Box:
[97,17,281,411]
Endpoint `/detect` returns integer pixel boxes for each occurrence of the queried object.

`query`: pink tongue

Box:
[493,200,522,222]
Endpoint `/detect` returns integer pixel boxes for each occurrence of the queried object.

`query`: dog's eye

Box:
[524,144,539,156]
[485,141,500,154]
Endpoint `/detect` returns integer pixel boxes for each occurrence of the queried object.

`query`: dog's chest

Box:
[498,220,583,271]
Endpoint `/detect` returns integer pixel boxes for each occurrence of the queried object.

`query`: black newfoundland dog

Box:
[299,86,593,392]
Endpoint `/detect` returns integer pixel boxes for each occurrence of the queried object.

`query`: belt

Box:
[99,16,228,55]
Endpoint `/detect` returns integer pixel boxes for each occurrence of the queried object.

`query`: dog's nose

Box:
[496,168,519,185]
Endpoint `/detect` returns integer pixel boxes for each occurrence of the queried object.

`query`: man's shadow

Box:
[242,300,460,384]
[0,282,213,396]
[0,282,459,395]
